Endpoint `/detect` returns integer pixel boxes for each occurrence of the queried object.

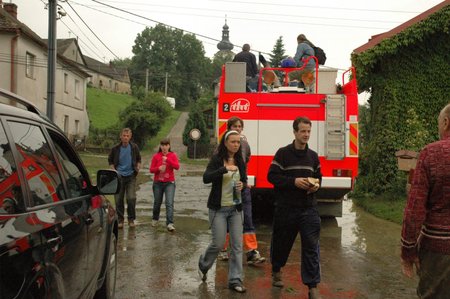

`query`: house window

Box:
[115,82,119,92]
[109,80,112,89]
[74,120,79,135]
[63,115,69,135]
[25,52,35,78]
[75,79,80,99]
[99,80,103,88]
[64,73,68,93]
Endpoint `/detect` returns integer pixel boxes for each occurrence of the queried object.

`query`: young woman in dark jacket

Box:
[198,130,247,293]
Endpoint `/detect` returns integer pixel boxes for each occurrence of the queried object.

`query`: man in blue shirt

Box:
[108,128,141,228]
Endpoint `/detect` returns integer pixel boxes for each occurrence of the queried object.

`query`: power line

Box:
[59,5,107,56]
[208,0,421,14]
[65,1,119,59]
[87,0,393,58]
[59,18,105,61]
[87,1,402,25]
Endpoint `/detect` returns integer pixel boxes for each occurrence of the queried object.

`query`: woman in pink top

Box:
[149,138,180,232]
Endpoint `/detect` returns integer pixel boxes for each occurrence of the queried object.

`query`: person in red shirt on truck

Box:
[401,103,450,299]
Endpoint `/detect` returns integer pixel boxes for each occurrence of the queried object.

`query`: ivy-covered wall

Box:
[352,6,450,194]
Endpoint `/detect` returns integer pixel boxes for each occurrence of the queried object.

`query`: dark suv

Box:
[0,89,119,299]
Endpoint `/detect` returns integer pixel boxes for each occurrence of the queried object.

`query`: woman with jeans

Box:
[149,138,179,232]
[198,130,247,293]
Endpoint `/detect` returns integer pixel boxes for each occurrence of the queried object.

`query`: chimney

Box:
[4,3,18,19]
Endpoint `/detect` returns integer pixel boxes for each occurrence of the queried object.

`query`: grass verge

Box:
[86,87,136,129]
[351,193,407,225]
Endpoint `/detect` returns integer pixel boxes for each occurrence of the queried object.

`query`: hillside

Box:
[86,87,136,129]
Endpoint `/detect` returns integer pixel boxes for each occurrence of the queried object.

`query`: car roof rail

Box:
[0,88,49,119]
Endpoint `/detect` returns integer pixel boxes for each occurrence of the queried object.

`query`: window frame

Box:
[25,52,35,79]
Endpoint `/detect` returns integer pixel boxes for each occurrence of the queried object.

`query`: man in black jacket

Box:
[267,116,322,299]
[233,44,258,92]
[108,128,141,228]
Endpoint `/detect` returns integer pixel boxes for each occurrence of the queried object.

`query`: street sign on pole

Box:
[189,129,201,160]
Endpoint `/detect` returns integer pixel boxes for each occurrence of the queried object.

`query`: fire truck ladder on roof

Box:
[325,94,346,160]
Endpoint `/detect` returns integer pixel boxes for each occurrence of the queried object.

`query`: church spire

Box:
[217,17,233,51]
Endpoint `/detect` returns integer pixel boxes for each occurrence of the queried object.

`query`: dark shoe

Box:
[198,268,207,282]
[272,271,284,287]
[247,249,266,265]
[309,287,322,299]
[229,284,246,293]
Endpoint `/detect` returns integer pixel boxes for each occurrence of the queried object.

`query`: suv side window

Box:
[8,121,65,206]
[0,122,22,214]
[48,129,87,198]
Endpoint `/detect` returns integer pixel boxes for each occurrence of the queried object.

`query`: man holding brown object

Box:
[401,103,450,299]
[267,116,322,299]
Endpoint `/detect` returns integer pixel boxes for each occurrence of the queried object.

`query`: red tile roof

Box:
[354,0,450,54]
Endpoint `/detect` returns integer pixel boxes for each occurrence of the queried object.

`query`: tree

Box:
[119,92,172,148]
[269,36,287,67]
[130,24,213,108]
[211,51,235,80]
[182,104,209,146]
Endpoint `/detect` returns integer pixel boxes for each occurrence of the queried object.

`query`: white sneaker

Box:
[217,250,229,261]
[247,249,266,265]
[167,223,175,232]
[151,220,158,227]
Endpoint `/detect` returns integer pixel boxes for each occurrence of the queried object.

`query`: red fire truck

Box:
[215,59,359,217]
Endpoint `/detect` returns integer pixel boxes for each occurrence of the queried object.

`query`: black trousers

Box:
[270,205,321,287]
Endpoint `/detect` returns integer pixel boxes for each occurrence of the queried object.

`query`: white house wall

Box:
[0,33,13,92]
[0,33,89,141]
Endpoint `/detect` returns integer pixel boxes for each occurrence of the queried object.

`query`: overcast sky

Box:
[7,0,445,102]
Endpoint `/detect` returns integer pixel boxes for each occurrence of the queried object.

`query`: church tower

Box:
[216,19,234,52]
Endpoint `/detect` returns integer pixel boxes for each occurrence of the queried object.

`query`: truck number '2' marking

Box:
[230,98,250,113]
[222,103,230,112]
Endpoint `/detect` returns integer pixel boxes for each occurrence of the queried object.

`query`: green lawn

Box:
[351,194,407,225]
[86,87,136,129]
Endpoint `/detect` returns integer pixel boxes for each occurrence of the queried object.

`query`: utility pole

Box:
[164,72,168,97]
[46,0,57,121]
[145,68,149,95]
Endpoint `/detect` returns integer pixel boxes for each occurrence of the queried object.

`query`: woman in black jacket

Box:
[198,130,247,293]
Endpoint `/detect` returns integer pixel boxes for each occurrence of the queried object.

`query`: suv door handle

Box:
[46,235,63,247]
[85,214,94,225]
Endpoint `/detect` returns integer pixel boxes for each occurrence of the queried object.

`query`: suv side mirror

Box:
[97,170,120,194]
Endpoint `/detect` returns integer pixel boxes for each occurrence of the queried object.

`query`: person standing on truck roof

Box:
[217,117,266,265]
[289,34,316,93]
[401,103,450,299]
[267,116,322,299]
[233,44,258,92]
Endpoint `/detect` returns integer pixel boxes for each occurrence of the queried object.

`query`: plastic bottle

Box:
[232,172,242,205]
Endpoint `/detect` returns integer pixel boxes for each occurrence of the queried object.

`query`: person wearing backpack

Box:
[289,34,317,93]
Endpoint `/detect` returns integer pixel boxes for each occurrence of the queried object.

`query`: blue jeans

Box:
[152,181,176,225]
[199,207,243,286]
[242,187,255,233]
[271,206,321,287]
[115,175,137,222]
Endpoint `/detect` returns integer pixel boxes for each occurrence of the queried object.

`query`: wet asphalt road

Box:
[114,170,418,299]
[113,111,417,299]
